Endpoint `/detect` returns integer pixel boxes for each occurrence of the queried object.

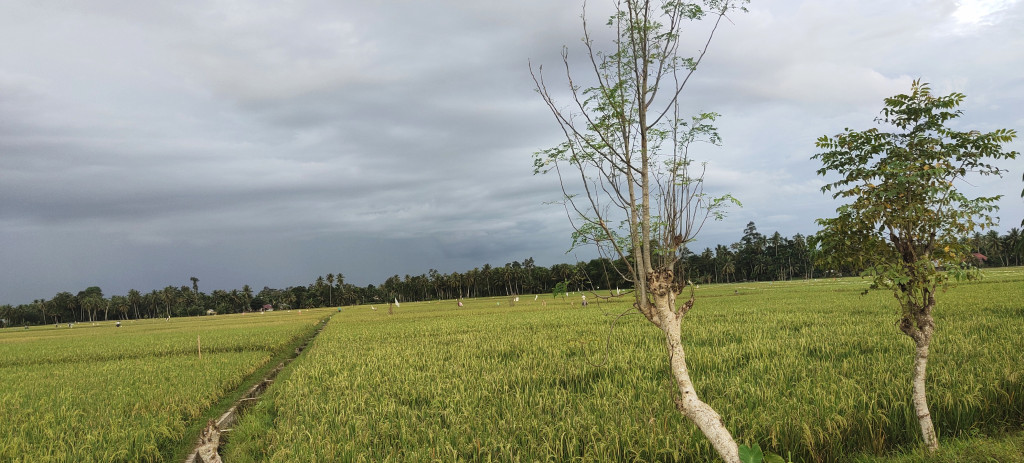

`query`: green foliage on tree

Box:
[812,80,1018,451]
[531,0,748,460]
[814,81,1017,284]
[551,281,568,299]
[814,80,1018,294]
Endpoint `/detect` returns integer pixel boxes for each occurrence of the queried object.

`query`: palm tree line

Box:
[3,222,1022,327]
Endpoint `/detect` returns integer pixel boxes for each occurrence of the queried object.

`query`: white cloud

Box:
[951,0,1020,30]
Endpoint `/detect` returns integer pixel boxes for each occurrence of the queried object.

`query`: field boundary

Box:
[180,314,332,463]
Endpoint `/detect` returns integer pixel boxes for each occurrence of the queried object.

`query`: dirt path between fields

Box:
[185,316,331,463]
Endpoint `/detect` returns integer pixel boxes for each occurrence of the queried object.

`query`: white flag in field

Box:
[534,295,538,301]
[394,298,400,308]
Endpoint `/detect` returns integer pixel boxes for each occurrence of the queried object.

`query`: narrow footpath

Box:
[185,315,332,463]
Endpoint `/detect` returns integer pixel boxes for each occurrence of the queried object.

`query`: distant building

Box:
[967,253,989,267]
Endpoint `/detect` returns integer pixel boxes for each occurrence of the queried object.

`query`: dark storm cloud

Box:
[2,0,1022,304]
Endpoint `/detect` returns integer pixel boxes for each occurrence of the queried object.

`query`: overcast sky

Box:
[2,0,1022,305]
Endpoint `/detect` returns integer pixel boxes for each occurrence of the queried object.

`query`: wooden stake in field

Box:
[198,334,202,360]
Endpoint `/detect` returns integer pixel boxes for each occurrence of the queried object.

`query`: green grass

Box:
[222,270,1024,462]
[0,309,331,462]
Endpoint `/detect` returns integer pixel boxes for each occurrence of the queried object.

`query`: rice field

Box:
[0,309,330,462]
[222,269,1024,462]
[2,271,1021,462]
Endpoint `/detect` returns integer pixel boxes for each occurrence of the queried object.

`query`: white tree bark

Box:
[531,0,745,458]
[912,342,939,451]
[650,276,740,463]
[899,291,939,453]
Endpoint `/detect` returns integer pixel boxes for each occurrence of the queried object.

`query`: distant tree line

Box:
[3,222,1022,327]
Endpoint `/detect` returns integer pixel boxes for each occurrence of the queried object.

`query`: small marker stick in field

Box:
[198,334,202,360]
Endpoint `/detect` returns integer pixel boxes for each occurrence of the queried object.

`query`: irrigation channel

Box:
[185,314,332,463]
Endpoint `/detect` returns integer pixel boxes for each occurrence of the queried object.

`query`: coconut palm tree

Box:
[326,274,335,306]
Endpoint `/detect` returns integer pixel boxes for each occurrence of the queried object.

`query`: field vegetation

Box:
[224,269,1024,462]
[3,271,1021,462]
[0,309,330,462]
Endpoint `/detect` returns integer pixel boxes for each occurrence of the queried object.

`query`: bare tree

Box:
[531,0,745,461]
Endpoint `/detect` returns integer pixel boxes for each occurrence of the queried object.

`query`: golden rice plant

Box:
[0,309,330,462]
[224,270,1024,462]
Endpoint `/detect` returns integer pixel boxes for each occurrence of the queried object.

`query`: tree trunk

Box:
[912,339,939,451]
[664,316,739,462]
[899,291,939,453]
[648,272,739,463]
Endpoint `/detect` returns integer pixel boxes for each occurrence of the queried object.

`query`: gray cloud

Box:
[2,0,1022,304]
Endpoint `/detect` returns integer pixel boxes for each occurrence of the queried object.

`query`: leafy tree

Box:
[812,80,1018,451]
[242,285,253,312]
[144,289,160,318]
[77,286,104,322]
[35,299,48,325]
[161,286,177,318]
[551,281,568,300]
[1006,228,1023,266]
[314,276,327,307]
[127,289,142,319]
[737,221,765,281]
[110,295,129,320]
[531,0,746,460]
[50,292,75,323]
[325,273,335,306]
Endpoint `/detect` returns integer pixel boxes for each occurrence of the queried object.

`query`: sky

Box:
[2,0,1022,305]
